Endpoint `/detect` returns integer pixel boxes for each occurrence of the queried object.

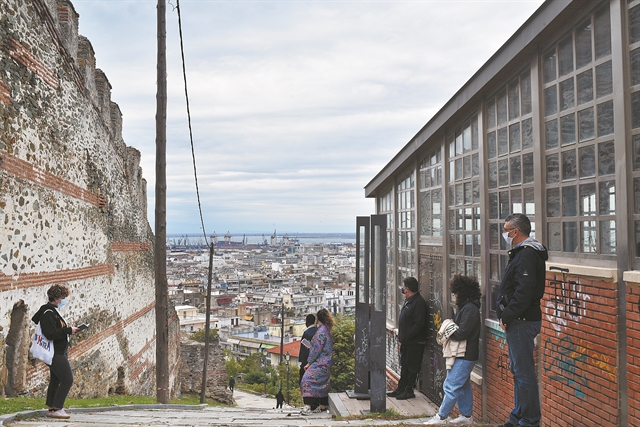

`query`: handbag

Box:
[30,310,54,365]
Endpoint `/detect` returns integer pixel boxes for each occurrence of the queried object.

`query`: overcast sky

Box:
[71,0,544,236]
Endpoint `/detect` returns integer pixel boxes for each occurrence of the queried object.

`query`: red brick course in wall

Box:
[111,242,152,252]
[627,283,640,427]
[0,150,106,207]
[541,272,619,427]
[0,264,114,292]
[486,325,515,423]
[4,37,59,89]
[0,79,11,105]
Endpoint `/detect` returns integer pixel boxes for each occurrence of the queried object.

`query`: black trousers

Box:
[396,342,425,392]
[47,353,74,409]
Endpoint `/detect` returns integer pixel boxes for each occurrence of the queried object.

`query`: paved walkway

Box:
[0,390,441,427]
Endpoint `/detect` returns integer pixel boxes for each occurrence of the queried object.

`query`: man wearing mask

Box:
[496,213,547,427]
[387,276,428,400]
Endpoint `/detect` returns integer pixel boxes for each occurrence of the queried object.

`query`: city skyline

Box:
[71,0,544,234]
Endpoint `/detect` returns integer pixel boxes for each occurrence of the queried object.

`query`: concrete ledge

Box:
[328,392,349,417]
[623,270,640,285]
[546,263,617,282]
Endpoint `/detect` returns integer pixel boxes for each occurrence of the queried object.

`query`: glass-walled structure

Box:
[365,0,634,421]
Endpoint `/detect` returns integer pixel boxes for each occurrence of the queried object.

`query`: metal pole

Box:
[279,303,284,363]
[263,356,268,396]
[155,0,169,404]
[286,354,290,405]
[200,243,215,403]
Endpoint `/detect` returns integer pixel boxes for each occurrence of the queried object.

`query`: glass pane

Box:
[498,127,508,156]
[510,156,522,185]
[546,119,559,150]
[548,222,561,251]
[580,183,597,216]
[449,234,455,255]
[490,224,499,250]
[473,235,481,258]
[578,108,595,141]
[576,69,594,105]
[597,101,614,136]
[421,192,431,236]
[522,118,533,149]
[489,193,498,219]
[561,114,576,146]
[510,123,521,153]
[579,145,596,178]
[464,182,472,204]
[575,19,592,69]
[463,156,471,178]
[559,77,575,111]
[456,183,463,205]
[633,134,640,171]
[449,185,455,207]
[523,153,534,184]
[547,188,561,217]
[465,234,472,256]
[599,180,616,215]
[487,131,497,159]
[543,50,557,83]
[547,153,560,184]
[463,125,472,153]
[455,158,463,180]
[631,48,640,87]
[472,180,479,203]
[558,36,574,76]
[449,160,455,183]
[456,234,464,255]
[595,61,613,98]
[563,222,578,253]
[449,139,456,158]
[487,99,496,128]
[511,189,523,214]
[545,85,558,116]
[488,162,498,189]
[456,132,463,155]
[472,153,479,177]
[497,92,508,125]
[562,150,577,180]
[499,159,509,187]
[508,80,520,120]
[632,91,640,129]
[499,191,510,219]
[581,220,597,253]
[465,208,472,230]
[563,186,578,216]
[631,4,640,45]
[524,187,535,215]
[600,220,616,254]
[521,71,532,115]
[636,222,640,257]
[594,5,611,59]
[598,140,615,175]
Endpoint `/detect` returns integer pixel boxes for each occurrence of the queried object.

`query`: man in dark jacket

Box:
[496,213,547,427]
[387,276,429,400]
[299,313,317,384]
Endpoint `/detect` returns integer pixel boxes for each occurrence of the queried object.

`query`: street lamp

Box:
[262,348,268,397]
[285,351,290,406]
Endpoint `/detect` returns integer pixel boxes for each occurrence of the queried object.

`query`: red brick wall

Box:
[4,37,59,88]
[541,272,619,426]
[486,325,515,423]
[627,283,640,427]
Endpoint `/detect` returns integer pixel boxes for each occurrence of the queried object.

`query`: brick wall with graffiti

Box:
[541,271,619,426]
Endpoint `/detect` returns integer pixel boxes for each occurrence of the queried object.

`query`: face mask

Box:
[401,287,406,295]
[502,231,513,246]
[58,299,67,309]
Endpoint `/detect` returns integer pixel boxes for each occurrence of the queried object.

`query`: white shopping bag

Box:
[30,322,54,365]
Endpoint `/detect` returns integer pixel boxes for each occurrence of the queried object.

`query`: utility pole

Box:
[155,0,169,404]
[200,243,215,403]
[279,303,284,363]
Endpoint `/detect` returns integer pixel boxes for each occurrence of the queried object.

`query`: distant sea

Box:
[167,232,356,246]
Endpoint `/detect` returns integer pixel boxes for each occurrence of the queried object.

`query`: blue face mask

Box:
[58,299,67,309]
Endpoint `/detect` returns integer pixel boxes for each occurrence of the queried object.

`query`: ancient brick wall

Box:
[0,0,176,398]
[179,338,233,405]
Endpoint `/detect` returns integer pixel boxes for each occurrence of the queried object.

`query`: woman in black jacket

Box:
[32,284,79,420]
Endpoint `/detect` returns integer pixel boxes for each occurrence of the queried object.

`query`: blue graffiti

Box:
[543,335,587,398]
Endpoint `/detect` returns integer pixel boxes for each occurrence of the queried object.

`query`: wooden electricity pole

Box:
[200,243,215,403]
[155,0,169,404]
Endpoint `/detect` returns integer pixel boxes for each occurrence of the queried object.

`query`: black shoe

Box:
[395,390,415,400]
[386,390,399,397]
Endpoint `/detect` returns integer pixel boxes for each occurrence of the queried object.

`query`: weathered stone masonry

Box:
[0,0,179,398]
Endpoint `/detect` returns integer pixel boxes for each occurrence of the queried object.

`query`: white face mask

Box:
[502,231,513,246]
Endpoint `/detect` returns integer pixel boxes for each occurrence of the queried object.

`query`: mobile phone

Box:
[77,323,89,330]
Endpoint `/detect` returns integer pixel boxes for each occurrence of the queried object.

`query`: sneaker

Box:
[300,406,311,415]
[47,409,70,419]
[449,414,473,424]
[424,414,448,424]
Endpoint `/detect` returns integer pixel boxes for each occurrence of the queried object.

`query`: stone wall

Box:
[0,0,178,398]
[179,338,233,405]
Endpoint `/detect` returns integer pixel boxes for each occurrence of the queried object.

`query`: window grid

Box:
[543,4,615,255]
[378,188,396,323]
[397,173,415,322]
[628,0,640,257]
[419,148,443,237]
[447,116,481,282]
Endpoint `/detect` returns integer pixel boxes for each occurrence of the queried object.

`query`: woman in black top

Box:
[32,284,79,420]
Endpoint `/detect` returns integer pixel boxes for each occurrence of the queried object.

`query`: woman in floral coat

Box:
[300,308,334,414]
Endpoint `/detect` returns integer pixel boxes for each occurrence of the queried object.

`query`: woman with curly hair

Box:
[32,284,80,420]
[424,275,481,425]
[300,308,333,414]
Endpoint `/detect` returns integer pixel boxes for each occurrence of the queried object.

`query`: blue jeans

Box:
[438,358,475,418]
[506,320,541,426]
